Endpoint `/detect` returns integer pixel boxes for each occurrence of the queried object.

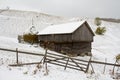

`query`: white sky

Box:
[0,0,120,18]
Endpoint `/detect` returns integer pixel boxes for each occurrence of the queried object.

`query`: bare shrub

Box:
[95,27,106,35]
[23,34,38,44]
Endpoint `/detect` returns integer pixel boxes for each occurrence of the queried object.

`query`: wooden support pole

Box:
[103,58,107,74]
[70,58,84,72]
[85,56,92,73]
[90,63,95,74]
[117,61,120,71]
[16,48,19,64]
[43,45,48,75]
[64,57,70,70]
[43,48,47,64]
[112,60,117,74]
[45,61,48,75]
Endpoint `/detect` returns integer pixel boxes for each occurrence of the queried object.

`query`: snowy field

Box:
[0,9,120,80]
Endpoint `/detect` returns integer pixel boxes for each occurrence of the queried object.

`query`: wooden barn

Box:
[38,21,95,56]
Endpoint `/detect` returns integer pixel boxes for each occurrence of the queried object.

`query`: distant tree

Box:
[95,27,106,35]
[94,17,102,26]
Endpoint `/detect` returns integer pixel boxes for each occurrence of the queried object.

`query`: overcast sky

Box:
[0,0,120,18]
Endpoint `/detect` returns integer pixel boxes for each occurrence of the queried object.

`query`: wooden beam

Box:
[85,56,92,73]
[9,62,42,66]
[46,57,66,62]
[70,58,85,72]
[64,57,70,70]
[0,48,44,56]
[48,61,82,71]
[47,52,89,62]
[46,58,86,69]
[90,60,120,66]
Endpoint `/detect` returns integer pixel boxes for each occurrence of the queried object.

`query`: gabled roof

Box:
[38,20,94,35]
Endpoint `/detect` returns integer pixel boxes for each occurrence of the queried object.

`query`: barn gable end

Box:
[72,22,94,42]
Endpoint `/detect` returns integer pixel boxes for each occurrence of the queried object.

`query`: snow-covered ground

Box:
[0,9,69,38]
[0,9,120,80]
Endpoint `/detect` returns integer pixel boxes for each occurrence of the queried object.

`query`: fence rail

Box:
[0,47,120,73]
[0,48,44,56]
[0,47,91,72]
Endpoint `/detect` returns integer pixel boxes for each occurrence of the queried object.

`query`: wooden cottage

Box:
[38,21,95,56]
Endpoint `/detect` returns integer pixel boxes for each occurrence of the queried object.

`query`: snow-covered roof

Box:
[38,20,86,35]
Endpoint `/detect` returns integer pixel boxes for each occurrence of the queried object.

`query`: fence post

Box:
[90,62,95,73]
[43,48,48,75]
[64,57,70,70]
[85,56,92,73]
[16,48,19,64]
[103,58,107,74]
[43,48,47,64]
[112,60,117,74]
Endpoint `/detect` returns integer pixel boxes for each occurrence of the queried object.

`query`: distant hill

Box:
[0,9,69,38]
[100,18,120,23]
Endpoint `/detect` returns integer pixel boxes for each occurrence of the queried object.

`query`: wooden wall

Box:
[72,23,93,42]
[40,42,91,55]
[39,34,72,43]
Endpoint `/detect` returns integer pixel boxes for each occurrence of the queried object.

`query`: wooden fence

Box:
[0,47,120,74]
[45,51,92,72]
[0,47,92,72]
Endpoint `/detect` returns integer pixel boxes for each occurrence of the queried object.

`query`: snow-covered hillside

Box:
[0,9,69,38]
[90,20,120,62]
[0,9,120,80]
